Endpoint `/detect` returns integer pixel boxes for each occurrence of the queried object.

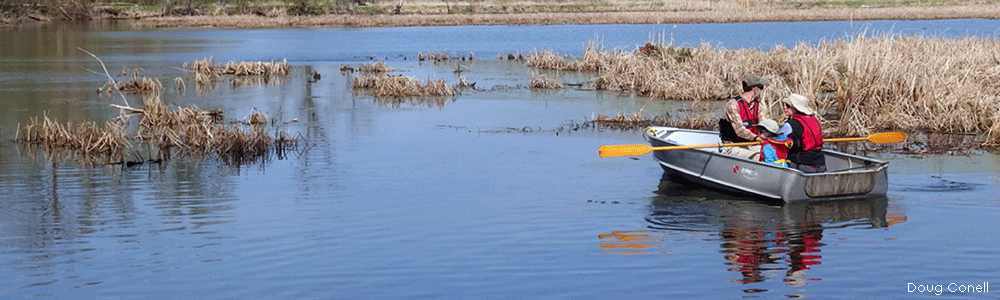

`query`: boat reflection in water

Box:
[599,177,906,288]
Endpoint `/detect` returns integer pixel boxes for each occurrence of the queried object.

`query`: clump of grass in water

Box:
[17,113,130,158]
[589,109,667,130]
[359,61,392,73]
[183,58,291,89]
[17,97,296,166]
[351,74,455,97]
[530,74,563,89]
[96,67,164,94]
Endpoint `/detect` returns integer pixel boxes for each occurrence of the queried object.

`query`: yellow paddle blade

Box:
[599,144,653,157]
[825,132,906,144]
[867,132,906,143]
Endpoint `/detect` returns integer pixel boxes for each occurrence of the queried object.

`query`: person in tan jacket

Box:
[719,74,769,160]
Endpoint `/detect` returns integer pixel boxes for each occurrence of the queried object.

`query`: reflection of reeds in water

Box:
[530,34,1000,146]
[373,97,451,108]
[351,74,455,97]
[17,97,295,166]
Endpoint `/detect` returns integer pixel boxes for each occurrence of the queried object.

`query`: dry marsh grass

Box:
[418,51,474,62]
[589,106,717,130]
[533,33,1000,145]
[96,67,164,94]
[530,74,563,89]
[351,74,455,97]
[183,58,291,89]
[137,2,1000,29]
[590,110,666,130]
[184,58,291,76]
[17,113,130,158]
[17,97,295,165]
[359,61,392,73]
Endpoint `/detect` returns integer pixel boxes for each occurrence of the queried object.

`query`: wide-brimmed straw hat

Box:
[782,93,815,115]
[756,118,781,135]
[742,74,768,89]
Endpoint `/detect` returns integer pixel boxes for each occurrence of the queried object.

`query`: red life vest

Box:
[759,137,791,165]
[738,99,760,135]
[791,114,823,151]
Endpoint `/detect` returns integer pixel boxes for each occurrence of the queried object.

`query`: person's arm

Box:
[724,100,759,141]
[787,119,805,150]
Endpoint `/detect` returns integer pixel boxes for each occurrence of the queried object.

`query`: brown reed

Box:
[117,76,164,93]
[174,76,186,93]
[590,109,667,130]
[351,74,455,97]
[530,74,563,89]
[17,113,130,160]
[183,58,291,89]
[18,96,293,165]
[359,61,392,73]
[532,33,1000,145]
[96,67,164,94]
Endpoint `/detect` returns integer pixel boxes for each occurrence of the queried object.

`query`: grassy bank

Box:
[527,33,1000,146]
[3,0,999,28]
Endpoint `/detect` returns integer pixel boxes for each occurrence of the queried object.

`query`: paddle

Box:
[599,132,906,158]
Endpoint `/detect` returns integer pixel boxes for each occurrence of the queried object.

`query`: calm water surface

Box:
[2,20,1000,299]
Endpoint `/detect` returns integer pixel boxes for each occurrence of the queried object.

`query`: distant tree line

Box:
[1,0,374,20]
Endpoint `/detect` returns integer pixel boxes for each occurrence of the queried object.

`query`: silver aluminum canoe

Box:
[644,126,889,202]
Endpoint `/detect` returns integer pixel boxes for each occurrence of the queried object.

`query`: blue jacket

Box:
[761,134,790,167]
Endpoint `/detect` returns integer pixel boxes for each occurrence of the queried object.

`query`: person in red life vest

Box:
[781,94,826,173]
[754,118,790,167]
[719,74,769,160]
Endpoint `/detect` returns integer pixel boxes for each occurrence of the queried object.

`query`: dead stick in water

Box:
[77,47,132,109]
[111,104,144,113]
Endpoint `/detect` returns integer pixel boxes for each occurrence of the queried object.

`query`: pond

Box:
[2,19,1000,299]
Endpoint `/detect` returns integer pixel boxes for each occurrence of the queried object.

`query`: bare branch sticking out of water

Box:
[78,47,131,109]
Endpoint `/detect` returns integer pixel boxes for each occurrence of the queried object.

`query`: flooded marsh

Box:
[3,20,1000,299]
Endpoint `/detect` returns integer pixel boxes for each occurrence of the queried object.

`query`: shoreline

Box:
[141,5,1000,28]
[4,3,1000,28]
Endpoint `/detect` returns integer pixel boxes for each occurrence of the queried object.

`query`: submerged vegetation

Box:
[528,33,1000,147]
